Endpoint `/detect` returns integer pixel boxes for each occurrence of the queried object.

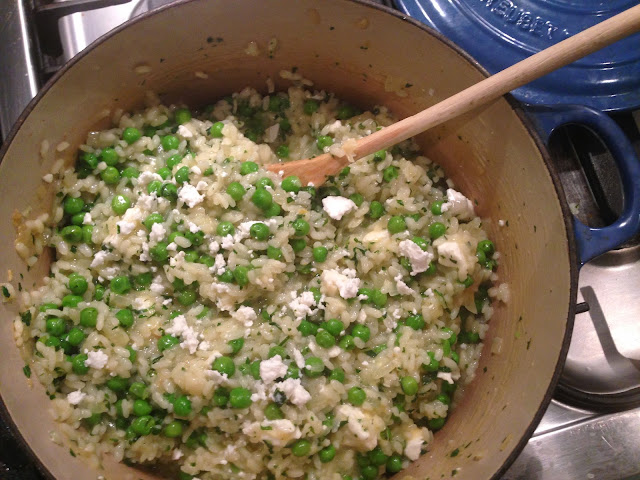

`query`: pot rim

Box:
[0,0,578,478]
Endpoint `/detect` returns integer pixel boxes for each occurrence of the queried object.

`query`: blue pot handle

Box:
[526,104,640,266]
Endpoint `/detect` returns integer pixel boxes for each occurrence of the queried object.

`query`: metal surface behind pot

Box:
[0,0,576,478]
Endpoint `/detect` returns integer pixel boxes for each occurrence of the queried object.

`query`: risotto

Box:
[14,84,504,480]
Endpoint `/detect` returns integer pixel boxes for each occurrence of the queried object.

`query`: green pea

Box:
[122,127,141,144]
[442,327,457,345]
[281,175,302,193]
[131,415,155,436]
[43,336,60,349]
[319,445,336,463]
[215,221,235,237]
[161,420,183,438]
[477,239,495,257]
[276,144,290,158]
[431,200,444,215]
[423,351,439,372]
[315,330,336,349]
[303,99,319,115]
[249,222,270,241]
[292,218,310,237]
[173,395,192,416]
[218,270,234,283]
[129,382,148,399]
[121,167,140,181]
[226,182,245,202]
[316,135,333,150]
[337,104,357,120]
[229,388,252,409]
[131,399,152,416]
[256,177,274,190]
[383,165,399,182]
[387,215,406,234]
[249,360,262,380]
[228,338,244,355]
[161,134,180,151]
[174,166,190,184]
[370,289,387,308]
[71,354,89,375]
[100,147,118,166]
[84,413,102,428]
[339,335,355,351]
[61,225,82,243]
[265,202,281,218]
[142,213,163,231]
[209,121,225,138]
[436,393,451,406]
[66,327,85,346]
[305,356,324,377]
[127,345,137,362]
[82,225,94,244]
[361,465,378,480]
[63,196,85,215]
[267,245,283,261]
[429,222,447,239]
[386,455,404,473]
[268,345,286,359]
[297,320,318,337]
[412,236,429,251]
[369,447,388,466]
[351,324,371,343]
[312,246,328,262]
[174,108,192,125]
[349,193,364,207]
[328,367,345,383]
[150,242,169,263]
[405,314,425,330]
[68,273,88,295]
[111,195,131,215]
[348,386,366,406]
[213,387,229,408]
[116,309,134,328]
[240,161,259,175]
[373,150,386,162]
[110,276,131,295]
[157,167,172,180]
[286,363,300,379]
[368,201,385,219]
[251,188,273,210]
[212,356,236,377]
[101,166,121,184]
[166,154,183,169]
[322,319,343,337]
[291,439,311,457]
[427,417,446,431]
[401,376,419,396]
[290,238,306,253]
[158,334,179,351]
[233,266,249,287]
[61,294,82,307]
[80,152,98,169]
[46,317,66,336]
[80,307,98,327]
[264,403,284,420]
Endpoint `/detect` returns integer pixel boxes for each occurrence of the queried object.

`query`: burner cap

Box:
[395,0,640,112]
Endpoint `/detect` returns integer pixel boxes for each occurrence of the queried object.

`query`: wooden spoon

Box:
[266,4,640,186]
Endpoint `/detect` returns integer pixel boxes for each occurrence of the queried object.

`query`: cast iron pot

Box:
[1,1,639,479]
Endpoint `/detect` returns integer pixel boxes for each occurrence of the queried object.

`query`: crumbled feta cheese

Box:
[233,306,257,328]
[178,184,204,208]
[437,371,454,384]
[190,165,201,175]
[177,124,193,138]
[288,291,317,321]
[211,254,226,276]
[196,180,208,192]
[404,427,425,461]
[116,207,143,235]
[437,240,472,277]
[260,355,288,384]
[394,274,416,296]
[167,242,178,252]
[172,449,184,461]
[149,222,166,243]
[198,341,211,351]
[83,213,92,225]
[321,268,360,299]
[169,250,186,268]
[85,350,109,369]
[42,173,54,183]
[137,171,163,187]
[273,378,311,406]
[90,250,110,268]
[292,348,305,369]
[399,240,434,276]
[166,314,200,354]
[440,188,474,220]
[221,234,235,250]
[67,390,86,405]
[322,196,357,220]
[336,404,380,450]
[150,275,165,294]
[209,241,220,254]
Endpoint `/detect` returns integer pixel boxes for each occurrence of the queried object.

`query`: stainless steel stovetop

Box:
[1,1,639,479]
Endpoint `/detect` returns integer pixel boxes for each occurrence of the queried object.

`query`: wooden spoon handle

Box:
[267,4,640,184]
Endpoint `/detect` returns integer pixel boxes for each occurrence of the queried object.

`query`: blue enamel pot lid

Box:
[394,0,640,112]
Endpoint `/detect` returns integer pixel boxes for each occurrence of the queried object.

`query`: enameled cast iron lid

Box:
[394,0,640,111]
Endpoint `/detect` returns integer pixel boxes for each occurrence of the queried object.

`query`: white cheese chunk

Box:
[394,274,416,295]
[398,240,434,276]
[166,314,200,354]
[233,306,257,328]
[149,222,166,243]
[178,184,204,208]
[67,390,86,405]
[85,350,108,369]
[322,196,357,220]
[440,188,474,220]
[260,355,288,384]
[273,378,311,406]
[321,268,360,299]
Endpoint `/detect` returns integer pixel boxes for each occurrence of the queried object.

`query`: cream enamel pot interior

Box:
[1,0,608,478]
